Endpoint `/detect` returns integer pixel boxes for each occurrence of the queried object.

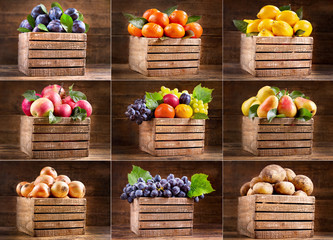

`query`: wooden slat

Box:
[146,37,201,45]
[155,118,205,125]
[255,68,311,77]
[258,148,312,156]
[148,45,200,53]
[254,36,313,44]
[32,149,89,159]
[33,213,86,221]
[155,133,205,141]
[27,68,85,77]
[155,125,205,133]
[34,198,86,205]
[139,220,192,229]
[34,228,85,237]
[26,32,87,41]
[32,125,89,133]
[255,60,312,69]
[138,228,192,237]
[139,213,193,221]
[256,44,313,52]
[147,53,200,61]
[32,133,90,141]
[258,125,313,133]
[255,195,315,204]
[257,118,314,125]
[255,230,314,239]
[34,206,86,213]
[29,50,86,59]
[147,60,199,69]
[256,203,315,212]
[155,140,204,148]
[138,197,193,205]
[28,59,85,68]
[155,147,204,156]
[34,221,85,229]
[255,212,315,221]
[147,68,198,77]
[255,221,314,230]
[30,117,90,125]
[255,52,313,60]
[257,132,313,141]
[32,141,89,150]
[139,205,193,213]
[257,140,312,148]
[29,41,87,50]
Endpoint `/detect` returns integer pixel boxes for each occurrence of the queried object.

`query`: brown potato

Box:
[259,164,286,183]
[247,188,254,196]
[240,182,251,196]
[293,190,308,197]
[292,175,313,196]
[253,182,273,195]
[284,168,296,182]
[250,176,262,188]
[274,181,295,195]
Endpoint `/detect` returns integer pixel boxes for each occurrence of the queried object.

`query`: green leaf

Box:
[271,87,280,95]
[248,104,259,119]
[296,7,303,20]
[27,14,35,28]
[129,17,147,29]
[145,92,163,110]
[233,20,248,33]
[159,36,170,40]
[69,84,87,102]
[295,29,306,36]
[276,89,287,99]
[193,84,213,104]
[267,108,278,122]
[297,108,312,121]
[289,91,305,100]
[71,107,87,121]
[38,24,49,32]
[84,23,90,33]
[164,5,178,16]
[123,12,138,21]
[17,27,31,33]
[40,4,48,14]
[276,113,286,118]
[51,2,63,12]
[246,32,259,37]
[192,113,209,119]
[22,90,40,101]
[60,13,73,33]
[187,174,215,198]
[186,16,201,24]
[78,12,84,21]
[49,111,62,124]
[128,165,152,185]
[279,5,291,11]
[183,30,195,39]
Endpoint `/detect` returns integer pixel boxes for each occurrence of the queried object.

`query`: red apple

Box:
[42,84,65,98]
[43,91,62,107]
[74,100,92,117]
[30,98,54,117]
[22,93,42,116]
[62,96,76,110]
[163,94,179,108]
[55,104,72,117]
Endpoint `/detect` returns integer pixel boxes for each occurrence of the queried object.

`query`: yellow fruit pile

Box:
[240,5,312,37]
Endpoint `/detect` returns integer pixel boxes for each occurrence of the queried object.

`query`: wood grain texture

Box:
[0,0,110,65]
[223,161,333,233]
[112,0,222,65]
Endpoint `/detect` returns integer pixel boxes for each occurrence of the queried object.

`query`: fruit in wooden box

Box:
[30,98,54,117]
[257,95,278,118]
[29,183,50,198]
[294,97,317,116]
[277,95,297,118]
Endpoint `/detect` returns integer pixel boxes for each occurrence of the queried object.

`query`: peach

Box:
[30,98,54,117]
[42,84,65,98]
[74,100,92,117]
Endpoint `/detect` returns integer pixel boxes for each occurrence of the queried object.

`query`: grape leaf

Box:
[186,16,201,24]
[145,92,163,110]
[187,174,215,198]
[233,20,248,33]
[248,104,259,119]
[49,111,62,124]
[69,84,87,102]
[128,165,152,185]
[129,17,148,29]
[38,24,49,32]
[297,108,312,121]
[60,13,73,33]
[17,27,31,32]
[192,113,209,119]
[51,2,63,12]
[193,84,213,104]
[22,90,40,101]
[279,5,291,11]
[164,5,178,16]
[71,107,87,121]
[27,14,35,28]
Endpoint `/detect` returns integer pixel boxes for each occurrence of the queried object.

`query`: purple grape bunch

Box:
[120,173,205,203]
[125,97,153,125]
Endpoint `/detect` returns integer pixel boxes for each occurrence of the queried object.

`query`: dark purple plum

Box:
[49,7,62,20]
[35,14,50,26]
[31,5,45,19]
[47,20,64,32]
[179,93,191,105]
[72,20,85,33]
[19,20,33,31]
[64,8,79,21]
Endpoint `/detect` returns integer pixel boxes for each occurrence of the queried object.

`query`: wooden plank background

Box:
[0,81,110,145]
[112,0,222,64]
[223,81,332,144]
[112,161,222,226]
[112,81,222,149]
[0,161,110,226]
[0,0,110,64]
[223,0,333,64]
[223,161,333,232]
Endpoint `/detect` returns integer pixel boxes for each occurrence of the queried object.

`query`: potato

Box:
[250,176,262,188]
[284,168,296,182]
[259,164,286,183]
[292,175,313,196]
[293,190,308,197]
[247,188,254,196]
[274,181,295,195]
[253,182,273,195]
[240,182,251,196]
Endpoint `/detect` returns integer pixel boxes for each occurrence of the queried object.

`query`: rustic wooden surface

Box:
[112,161,222,229]
[112,0,222,65]
[223,161,333,233]
[0,226,110,240]
[0,0,110,65]
[112,224,222,239]
[112,81,221,159]
[223,0,333,64]
[0,64,110,80]
[224,232,333,240]
[0,161,110,227]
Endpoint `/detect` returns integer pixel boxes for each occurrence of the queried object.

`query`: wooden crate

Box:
[238,195,315,239]
[139,118,205,156]
[242,117,314,156]
[240,34,313,77]
[130,197,194,237]
[17,197,86,237]
[18,32,87,76]
[20,116,90,159]
[129,36,201,77]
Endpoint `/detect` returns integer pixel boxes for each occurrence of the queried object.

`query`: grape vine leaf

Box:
[187,173,215,198]
[128,165,152,185]
[22,90,40,101]
[145,92,163,110]
[193,84,213,104]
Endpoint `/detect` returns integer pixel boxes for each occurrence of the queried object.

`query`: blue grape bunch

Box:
[120,173,205,203]
[125,97,154,125]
